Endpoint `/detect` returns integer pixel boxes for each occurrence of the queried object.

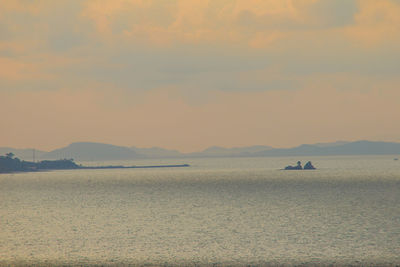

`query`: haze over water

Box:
[2,1,400,265]
[1,156,399,266]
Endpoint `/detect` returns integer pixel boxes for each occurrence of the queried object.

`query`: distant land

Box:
[1,140,400,161]
[0,153,190,174]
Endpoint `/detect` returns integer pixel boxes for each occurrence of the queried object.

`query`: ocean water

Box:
[1,156,399,266]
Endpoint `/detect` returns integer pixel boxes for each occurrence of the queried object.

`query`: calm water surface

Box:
[1,156,400,266]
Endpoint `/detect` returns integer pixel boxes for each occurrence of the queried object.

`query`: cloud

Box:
[1,0,398,100]
[2,0,398,55]
[344,0,400,47]
[0,57,54,83]
[79,0,361,48]
[81,0,292,46]
[307,0,358,28]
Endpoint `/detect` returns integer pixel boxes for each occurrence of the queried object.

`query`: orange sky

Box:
[1,0,400,152]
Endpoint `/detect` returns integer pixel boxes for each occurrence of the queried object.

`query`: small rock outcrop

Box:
[284,160,316,170]
[303,161,316,170]
[284,161,303,170]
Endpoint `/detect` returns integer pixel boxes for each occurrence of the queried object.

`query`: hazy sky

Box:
[1,0,400,152]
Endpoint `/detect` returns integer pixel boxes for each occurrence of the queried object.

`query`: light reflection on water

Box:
[1,156,400,266]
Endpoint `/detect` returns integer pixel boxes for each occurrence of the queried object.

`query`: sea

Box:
[1,156,399,266]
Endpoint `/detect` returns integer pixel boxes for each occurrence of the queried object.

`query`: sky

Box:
[1,0,400,152]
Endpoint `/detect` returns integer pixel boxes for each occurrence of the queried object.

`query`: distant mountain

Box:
[42,142,140,161]
[254,141,400,157]
[0,147,47,161]
[312,141,350,147]
[131,146,182,158]
[2,141,399,162]
[190,145,273,157]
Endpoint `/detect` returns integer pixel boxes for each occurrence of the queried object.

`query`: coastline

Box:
[0,155,190,174]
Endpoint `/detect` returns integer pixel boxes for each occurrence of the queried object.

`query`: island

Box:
[303,161,316,170]
[0,153,189,174]
[284,161,303,170]
[284,161,316,170]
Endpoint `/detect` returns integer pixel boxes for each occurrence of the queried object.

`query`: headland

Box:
[0,153,189,174]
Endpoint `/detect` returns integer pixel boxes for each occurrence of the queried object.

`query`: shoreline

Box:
[0,164,190,174]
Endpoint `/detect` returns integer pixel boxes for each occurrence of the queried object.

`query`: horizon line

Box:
[2,139,400,154]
